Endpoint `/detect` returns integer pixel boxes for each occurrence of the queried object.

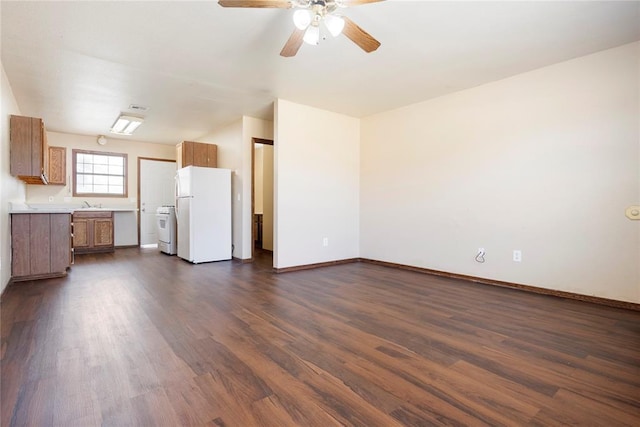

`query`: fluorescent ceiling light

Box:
[110,114,143,135]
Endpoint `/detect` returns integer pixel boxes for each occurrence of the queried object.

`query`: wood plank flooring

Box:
[1,248,639,426]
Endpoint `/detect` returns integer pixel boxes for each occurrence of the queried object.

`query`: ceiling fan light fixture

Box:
[293,9,312,29]
[303,25,320,45]
[324,14,345,37]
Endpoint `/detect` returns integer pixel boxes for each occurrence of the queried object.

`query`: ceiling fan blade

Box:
[280,28,305,57]
[218,0,292,8]
[342,16,381,53]
[338,0,385,6]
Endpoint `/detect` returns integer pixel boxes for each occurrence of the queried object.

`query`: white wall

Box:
[198,119,244,258]
[262,145,274,251]
[254,143,274,251]
[254,145,264,214]
[274,99,360,269]
[199,116,273,260]
[1,63,26,294]
[26,132,175,246]
[242,116,274,259]
[27,132,175,204]
[361,42,640,303]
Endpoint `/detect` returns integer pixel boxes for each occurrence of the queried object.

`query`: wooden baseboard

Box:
[115,245,139,249]
[10,271,68,283]
[359,258,640,312]
[274,258,359,273]
[233,257,254,264]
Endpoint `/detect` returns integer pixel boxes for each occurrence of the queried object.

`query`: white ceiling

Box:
[2,1,639,145]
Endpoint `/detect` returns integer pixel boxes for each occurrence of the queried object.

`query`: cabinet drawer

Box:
[73,211,113,219]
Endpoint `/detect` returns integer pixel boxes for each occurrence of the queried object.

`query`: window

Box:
[73,149,128,197]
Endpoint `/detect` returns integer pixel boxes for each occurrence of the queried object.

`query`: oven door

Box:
[156,213,171,244]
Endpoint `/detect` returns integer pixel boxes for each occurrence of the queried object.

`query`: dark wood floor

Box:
[1,248,639,426]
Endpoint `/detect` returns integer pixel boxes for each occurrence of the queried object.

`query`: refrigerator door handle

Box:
[174,175,180,221]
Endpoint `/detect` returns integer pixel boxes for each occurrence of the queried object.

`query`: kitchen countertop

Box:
[10,208,75,214]
[72,208,138,212]
[9,203,138,214]
[10,208,139,214]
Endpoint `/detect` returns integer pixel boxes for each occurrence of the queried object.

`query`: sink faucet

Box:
[82,201,91,208]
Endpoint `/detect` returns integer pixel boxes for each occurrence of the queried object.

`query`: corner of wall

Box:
[1,62,26,294]
[274,99,360,269]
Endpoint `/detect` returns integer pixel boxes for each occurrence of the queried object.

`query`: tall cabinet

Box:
[177,141,217,169]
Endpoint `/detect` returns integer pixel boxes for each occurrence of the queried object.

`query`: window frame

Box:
[72,149,128,198]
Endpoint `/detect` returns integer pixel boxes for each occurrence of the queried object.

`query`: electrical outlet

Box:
[323,237,329,247]
[513,250,522,262]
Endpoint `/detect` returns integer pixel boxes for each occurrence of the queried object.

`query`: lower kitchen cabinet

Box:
[73,211,114,254]
[11,213,72,281]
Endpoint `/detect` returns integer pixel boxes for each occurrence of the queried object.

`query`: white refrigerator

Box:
[175,166,232,263]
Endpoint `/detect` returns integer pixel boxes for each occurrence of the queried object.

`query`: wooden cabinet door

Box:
[73,218,90,249]
[10,214,31,277]
[207,144,218,167]
[40,122,48,182]
[193,142,209,167]
[9,115,32,177]
[50,214,71,272]
[11,213,71,280]
[29,214,51,275]
[93,219,114,247]
[177,142,193,169]
[10,115,48,184]
[48,146,66,185]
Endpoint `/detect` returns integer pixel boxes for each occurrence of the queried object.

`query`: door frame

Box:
[137,157,176,247]
[251,138,274,260]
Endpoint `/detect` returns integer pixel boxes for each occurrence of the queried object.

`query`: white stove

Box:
[156,206,177,255]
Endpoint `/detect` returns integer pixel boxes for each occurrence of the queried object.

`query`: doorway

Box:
[138,158,177,247]
[251,138,274,261]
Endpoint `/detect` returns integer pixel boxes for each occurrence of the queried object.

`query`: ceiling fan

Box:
[218,0,384,57]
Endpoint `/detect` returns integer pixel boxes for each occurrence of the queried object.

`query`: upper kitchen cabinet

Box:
[177,141,217,169]
[47,146,66,185]
[10,115,49,184]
